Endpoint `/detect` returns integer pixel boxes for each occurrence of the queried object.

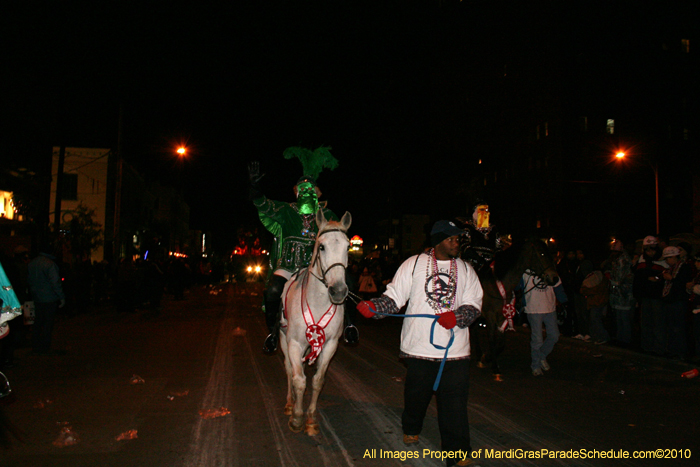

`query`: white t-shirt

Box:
[521,272,562,314]
[384,253,483,359]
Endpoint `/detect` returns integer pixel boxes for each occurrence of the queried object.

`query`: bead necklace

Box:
[425,248,458,313]
[301,214,315,238]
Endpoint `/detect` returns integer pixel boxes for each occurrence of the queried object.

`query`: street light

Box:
[614,151,660,235]
[176,146,187,157]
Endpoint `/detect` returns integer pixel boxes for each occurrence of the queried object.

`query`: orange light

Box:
[177,147,187,156]
[615,152,625,159]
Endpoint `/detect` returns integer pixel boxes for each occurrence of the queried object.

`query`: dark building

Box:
[431,2,700,255]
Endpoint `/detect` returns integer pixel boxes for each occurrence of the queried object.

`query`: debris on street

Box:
[130,375,145,384]
[115,429,138,441]
[53,423,80,447]
[199,407,231,419]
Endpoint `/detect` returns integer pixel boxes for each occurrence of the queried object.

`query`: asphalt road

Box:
[1,282,698,467]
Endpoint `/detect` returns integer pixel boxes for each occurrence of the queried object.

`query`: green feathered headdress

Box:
[283,146,339,182]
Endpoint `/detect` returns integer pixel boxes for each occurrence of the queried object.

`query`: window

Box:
[61,173,78,200]
[682,39,690,53]
[606,119,615,135]
[544,122,549,137]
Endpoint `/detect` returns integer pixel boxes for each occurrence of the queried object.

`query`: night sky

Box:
[6,2,698,250]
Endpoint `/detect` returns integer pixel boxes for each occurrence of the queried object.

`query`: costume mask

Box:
[296,182,318,215]
[474,205,490,229]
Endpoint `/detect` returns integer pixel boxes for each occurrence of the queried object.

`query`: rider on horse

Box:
[457,200,502,273]
[249,146,359,353]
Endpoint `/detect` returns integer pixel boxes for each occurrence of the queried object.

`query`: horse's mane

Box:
[490,240,524,281]
[489,237,546,281]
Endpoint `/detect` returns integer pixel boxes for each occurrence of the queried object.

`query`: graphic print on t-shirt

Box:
[425,267,456,313]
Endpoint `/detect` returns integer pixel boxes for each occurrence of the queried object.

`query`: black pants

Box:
[402,357,471,465]
[263,275,288,332]
[32,301,59,353]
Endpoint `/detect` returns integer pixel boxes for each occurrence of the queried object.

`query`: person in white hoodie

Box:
[520,268,568,376]
[357,220,483,467]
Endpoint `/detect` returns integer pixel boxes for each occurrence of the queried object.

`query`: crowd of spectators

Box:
[553,235,700,363]
[0,247,240,369]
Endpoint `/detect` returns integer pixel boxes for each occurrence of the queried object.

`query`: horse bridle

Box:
[309,228,349,288]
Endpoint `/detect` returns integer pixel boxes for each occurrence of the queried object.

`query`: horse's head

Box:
[313,210,352,304]
[524,239,559,286]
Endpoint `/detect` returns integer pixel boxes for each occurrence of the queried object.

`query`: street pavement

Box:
[1,282,698,467]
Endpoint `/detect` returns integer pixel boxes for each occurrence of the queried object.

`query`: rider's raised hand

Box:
[357,301,376,319]
[437,311,456,330]
[247,161,265,186]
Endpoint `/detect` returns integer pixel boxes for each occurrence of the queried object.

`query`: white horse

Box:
[279,209,351,436]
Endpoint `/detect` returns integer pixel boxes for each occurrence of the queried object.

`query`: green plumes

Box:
[283,146,339,180]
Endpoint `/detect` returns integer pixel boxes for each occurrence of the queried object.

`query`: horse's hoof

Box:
[284,404,293,416]
[477,361,488,369]
[305,422,320,436]
[493,374,503,382]
[288,418,303,433]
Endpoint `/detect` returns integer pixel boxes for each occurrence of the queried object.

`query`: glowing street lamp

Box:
[614,151,659,234]
[176,146,187,157]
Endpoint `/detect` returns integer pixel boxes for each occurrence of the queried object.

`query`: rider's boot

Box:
[263,305,281,354]
[343,305,359,345]
[343,324,359,345]
[263,323,280,354]
[262,276,286,354]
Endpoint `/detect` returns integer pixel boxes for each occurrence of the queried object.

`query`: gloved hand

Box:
[437,311,456,330]
[247,161,265,186]
[356,301,376,319]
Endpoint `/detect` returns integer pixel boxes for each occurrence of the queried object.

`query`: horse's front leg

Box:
[287,341,307,433]
[305,336,339,436]
[487,315,505,378]
[279,331,294,416]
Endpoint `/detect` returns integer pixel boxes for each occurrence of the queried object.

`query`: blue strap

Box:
[367,305,454,391]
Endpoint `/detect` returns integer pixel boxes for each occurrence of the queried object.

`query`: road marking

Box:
[184,316,238,467]
[326,363,445,466]
[316,409,356,466]
[243,333,302,467]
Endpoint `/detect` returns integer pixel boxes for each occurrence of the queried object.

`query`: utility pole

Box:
[54,146,66,231]
[114,105,124,262]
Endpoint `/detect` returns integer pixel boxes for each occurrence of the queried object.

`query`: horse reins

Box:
[283,227,349,365]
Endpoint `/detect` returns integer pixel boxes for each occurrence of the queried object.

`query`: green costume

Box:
[253,196,338,276]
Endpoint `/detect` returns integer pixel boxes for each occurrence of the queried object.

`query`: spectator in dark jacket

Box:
[689,253,700,362]
[573,249,594,341]
[661,246,692,359]
[27,246,65,355]
[634,236,667,355]
[580,270,610,345]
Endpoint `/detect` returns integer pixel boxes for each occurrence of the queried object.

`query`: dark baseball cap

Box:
[430,220,464,247]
